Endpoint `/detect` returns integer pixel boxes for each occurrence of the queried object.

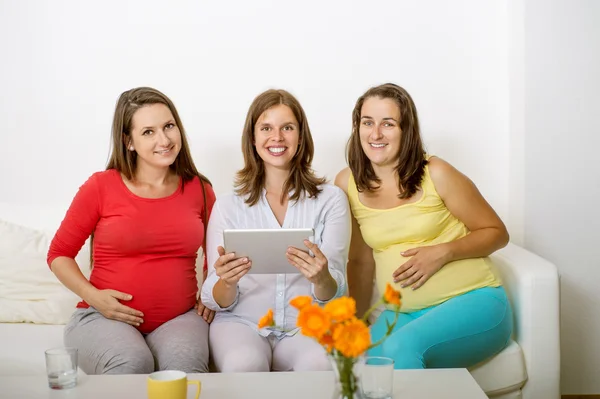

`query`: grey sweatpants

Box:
[64,307,209,375]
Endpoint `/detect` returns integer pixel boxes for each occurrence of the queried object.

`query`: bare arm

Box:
[51,257,97,303]
[213,279,239,308]
[51,257,144,325]
[429,157,509,261]
[211,246,250,308]
[394,157,510,289]
[200,199,251,311]
[47,173,143,325]
[335,168,376,318]
[347,216,376,318]
[312,272,338,302]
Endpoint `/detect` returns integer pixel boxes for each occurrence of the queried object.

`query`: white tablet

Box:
[223,228,314,274]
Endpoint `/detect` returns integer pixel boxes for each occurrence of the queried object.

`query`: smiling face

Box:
[358,96,402,168]
[253,104,300,172]
[127,103,182,171]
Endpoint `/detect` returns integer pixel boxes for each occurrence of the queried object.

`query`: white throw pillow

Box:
[0,219,90,324]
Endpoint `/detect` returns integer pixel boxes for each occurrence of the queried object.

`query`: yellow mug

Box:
[147,370,201,399]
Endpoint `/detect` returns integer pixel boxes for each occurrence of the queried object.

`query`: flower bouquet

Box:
[258,283,402,399]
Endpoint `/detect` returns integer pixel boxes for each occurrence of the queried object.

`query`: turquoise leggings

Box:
[369,286,513,369]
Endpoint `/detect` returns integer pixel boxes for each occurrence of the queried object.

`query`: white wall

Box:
[0,0,511,227]
[507,0,526,246]
[6,0,600,394]
[521,0,600,394]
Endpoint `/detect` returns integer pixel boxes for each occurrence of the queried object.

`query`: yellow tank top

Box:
[347,162,501,312]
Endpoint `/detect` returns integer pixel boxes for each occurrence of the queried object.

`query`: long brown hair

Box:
[106,87,211,186]
[91,87,211,267]
[347,83,427,199]
[235,89,325,206]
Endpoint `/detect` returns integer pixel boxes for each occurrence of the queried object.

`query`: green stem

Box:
[361,298,384,323]
[367,307,399,350]
[362,300,401,351]
[334,352,357,398]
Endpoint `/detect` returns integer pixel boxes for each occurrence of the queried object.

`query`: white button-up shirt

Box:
[201,184,351,337]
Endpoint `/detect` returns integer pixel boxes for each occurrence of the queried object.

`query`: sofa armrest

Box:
[490,243,561,399]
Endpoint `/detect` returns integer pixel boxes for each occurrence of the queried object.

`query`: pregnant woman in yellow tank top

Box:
[335,83,513,369]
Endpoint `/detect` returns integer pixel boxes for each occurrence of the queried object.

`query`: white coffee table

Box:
[1,369,487,398]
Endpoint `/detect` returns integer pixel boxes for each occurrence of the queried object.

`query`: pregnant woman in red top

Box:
[47,87,216,374]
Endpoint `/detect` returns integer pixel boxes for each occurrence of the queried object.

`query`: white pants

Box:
[209,321,332,372]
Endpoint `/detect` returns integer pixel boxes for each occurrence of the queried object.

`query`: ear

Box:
[123,135,133,151]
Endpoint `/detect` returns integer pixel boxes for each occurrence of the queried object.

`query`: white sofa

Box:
[0,202,88,377]
[470,244,560,399]
[0,202,560,399]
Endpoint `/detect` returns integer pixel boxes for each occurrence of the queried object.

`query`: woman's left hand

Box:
[195,268,215,323]
[195,298,215,324]
[392,244,451,290]
[286,240,332,285]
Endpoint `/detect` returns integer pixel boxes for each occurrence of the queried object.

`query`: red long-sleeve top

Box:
[47,169,216,334]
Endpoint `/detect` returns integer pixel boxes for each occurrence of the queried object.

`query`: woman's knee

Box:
[148,310,210,373]
[215,347,270,372]
[64,310,153,375]
[380,334,425,369]
[101,346,155,374]
[292,352,332,371]
[156,343,209,373]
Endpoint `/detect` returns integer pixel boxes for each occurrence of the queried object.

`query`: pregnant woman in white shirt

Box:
[201,89,350,372]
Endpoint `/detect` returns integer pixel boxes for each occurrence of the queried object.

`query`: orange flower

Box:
[321,322,343,353]
[332,318,371,358]
[290,295,313,310]
[258,309,274,329]
[297,304,331,339]
[384,283,402,307]
[318,333,335,353]
[324,297,356,322]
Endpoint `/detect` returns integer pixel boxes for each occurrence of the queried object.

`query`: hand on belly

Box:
[391,244,450,290]
[85,288,145,327]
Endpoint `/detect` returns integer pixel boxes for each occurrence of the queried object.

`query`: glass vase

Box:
[331,355,362,399]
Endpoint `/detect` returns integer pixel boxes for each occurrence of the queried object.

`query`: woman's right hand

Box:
[85,288,144,326]
[214,246,251,287]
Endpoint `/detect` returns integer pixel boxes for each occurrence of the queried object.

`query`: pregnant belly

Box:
[87,259,198,334]
[373,245,499,312]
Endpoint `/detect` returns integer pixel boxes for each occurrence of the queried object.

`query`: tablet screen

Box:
[223,228,314,274]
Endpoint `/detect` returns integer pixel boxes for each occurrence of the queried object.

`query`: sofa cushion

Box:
[0,219,90,324]
[469,339,528,396]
